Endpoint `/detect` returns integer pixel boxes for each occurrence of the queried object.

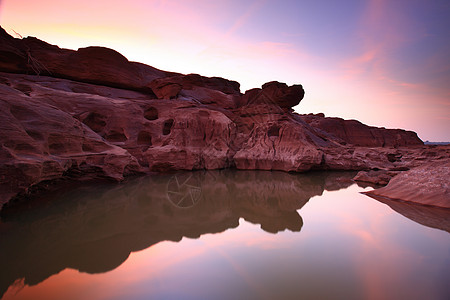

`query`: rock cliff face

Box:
[0,27,447,209]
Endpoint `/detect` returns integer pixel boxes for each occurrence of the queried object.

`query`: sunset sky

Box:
[1,0,449,141]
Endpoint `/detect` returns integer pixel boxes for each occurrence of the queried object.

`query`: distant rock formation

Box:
[301,113,422,147]
[0,27,448,209]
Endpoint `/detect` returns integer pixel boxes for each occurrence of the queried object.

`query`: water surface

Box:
[1,171,449,300]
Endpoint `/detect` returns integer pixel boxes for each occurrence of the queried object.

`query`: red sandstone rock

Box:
[149,76,183,99]
[0,74,143,203]
[181,73,241,95]
[365,160,450,208]
[0,27,169,93]
[353,170,402,186]
[149,74,240,108]
[1,71,446,208]
[0,27,447,209]
[240,81,304,109]
[301,113,423,147]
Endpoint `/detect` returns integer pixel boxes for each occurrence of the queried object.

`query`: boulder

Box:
[353,170,402,186]
[148,76,183,99]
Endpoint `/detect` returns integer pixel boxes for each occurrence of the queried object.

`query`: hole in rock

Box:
[144,107,159,120]
[49,142,65,154]
[386,153,402,162]
[268,125,280,137]
[137,131,152,145]
[162,119,174,135]
[82,112,107,133]
[105,130,127,142]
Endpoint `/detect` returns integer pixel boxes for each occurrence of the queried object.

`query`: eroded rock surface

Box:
[0,27,448,209]
[240,81,304,109]
[365,160,450,208]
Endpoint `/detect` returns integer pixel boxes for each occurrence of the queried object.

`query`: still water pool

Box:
[1,171,449,300]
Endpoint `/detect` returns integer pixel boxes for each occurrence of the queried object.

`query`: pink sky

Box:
[1,0,449,141]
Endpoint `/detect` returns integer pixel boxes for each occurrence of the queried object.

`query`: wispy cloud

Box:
[225,0,266,37]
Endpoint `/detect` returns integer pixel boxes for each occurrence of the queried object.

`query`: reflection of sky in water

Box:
[2,171,449,300]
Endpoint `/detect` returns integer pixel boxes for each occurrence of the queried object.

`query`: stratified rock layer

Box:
[301,113,423,147]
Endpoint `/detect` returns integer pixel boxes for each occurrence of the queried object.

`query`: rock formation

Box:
[364,160,450,208]
[301,113,423,147]
[240,81,304,109]
[0,27,169,93]
[0,27,448,209]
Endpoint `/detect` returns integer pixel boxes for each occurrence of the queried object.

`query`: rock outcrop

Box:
[240,81,304,109]
[0,27,448,209]
[0,27,170,93]
[365,160,450,208]
[149,73,241,108]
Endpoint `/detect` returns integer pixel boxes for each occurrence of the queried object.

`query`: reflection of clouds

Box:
[313,186,447,300]
[2,177,448,300]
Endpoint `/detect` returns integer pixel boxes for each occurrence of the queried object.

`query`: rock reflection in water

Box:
[365,194,450,233]
[0,170,355,298]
